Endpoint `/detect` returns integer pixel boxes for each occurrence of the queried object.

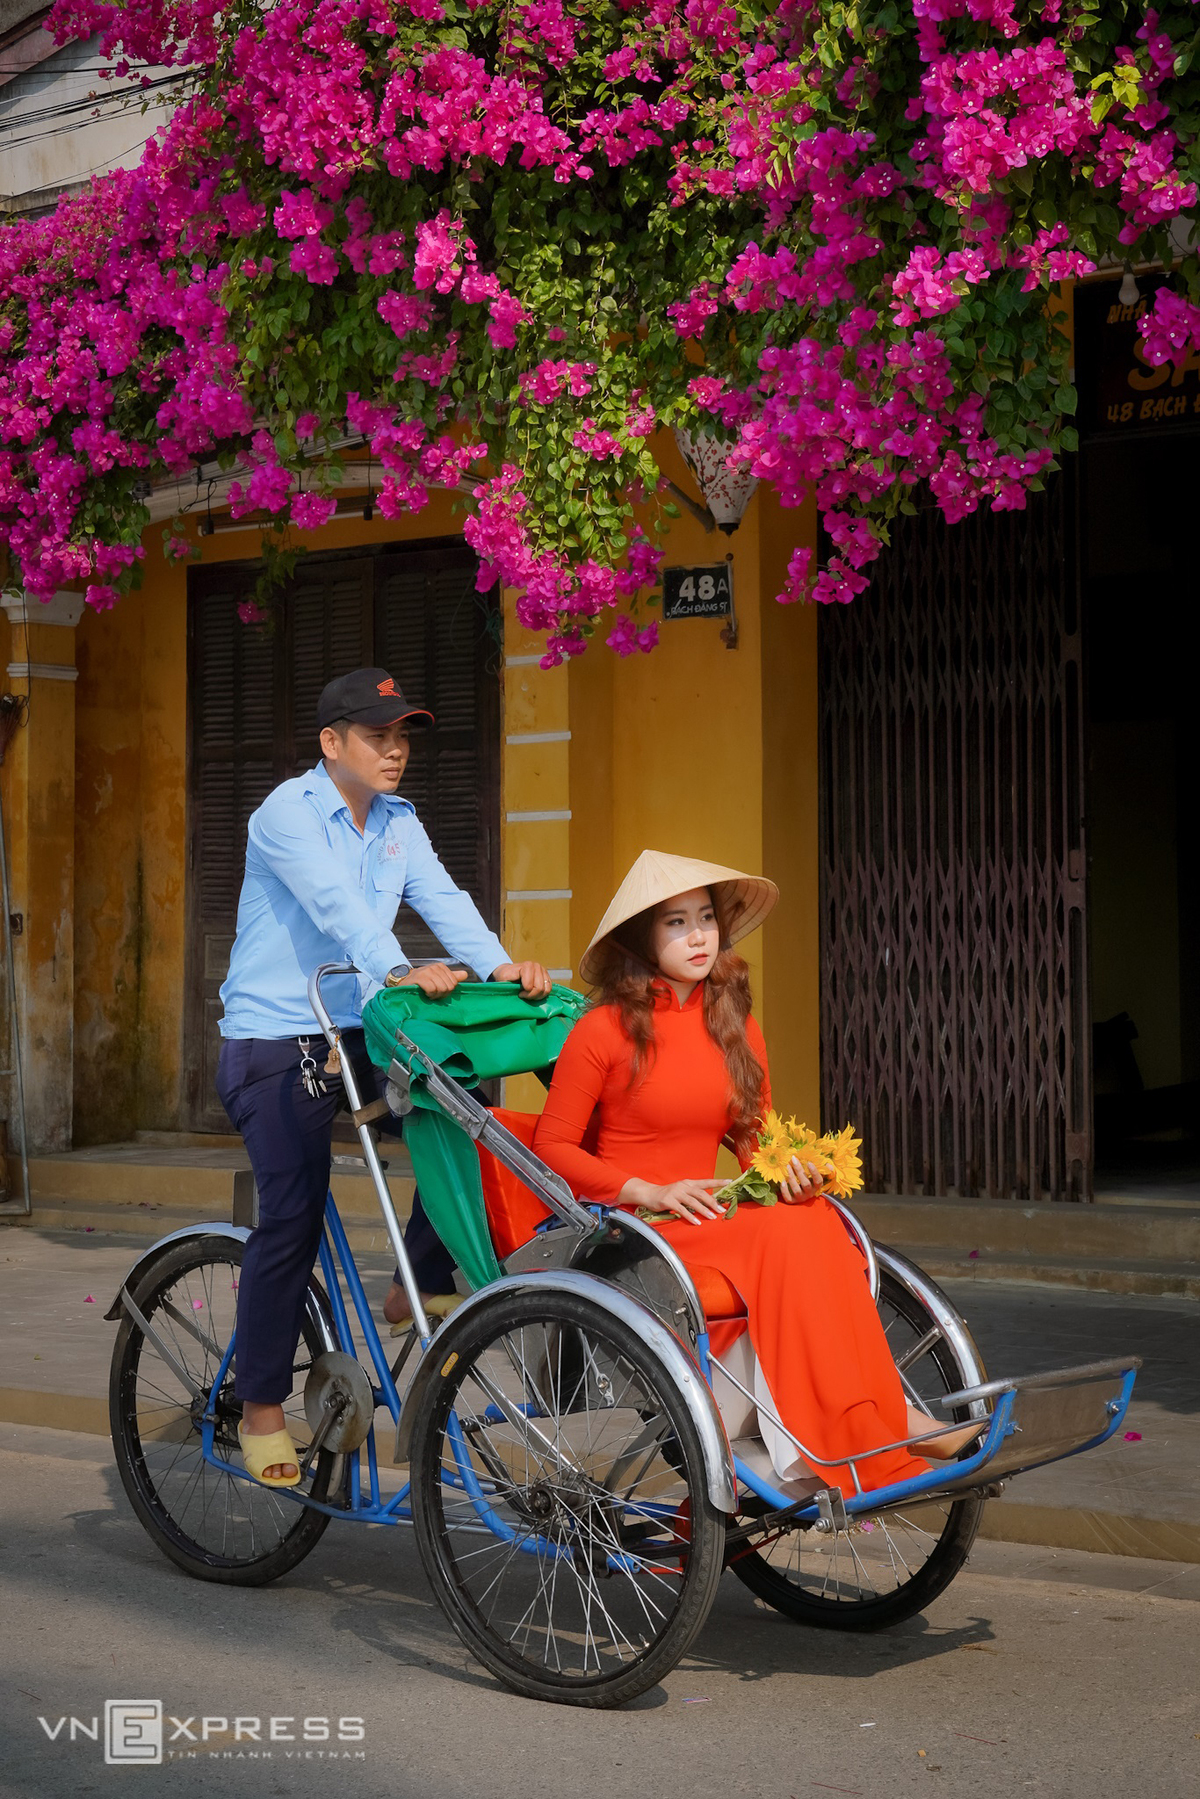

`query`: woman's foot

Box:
[240,1400,298,1482]
[905,1404,984,1461]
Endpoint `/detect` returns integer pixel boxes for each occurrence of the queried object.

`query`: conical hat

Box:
[579,850,779,985]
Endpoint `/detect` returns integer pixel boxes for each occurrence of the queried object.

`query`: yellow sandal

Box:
[388,1292,464,1338]
[237,1422,302,1488]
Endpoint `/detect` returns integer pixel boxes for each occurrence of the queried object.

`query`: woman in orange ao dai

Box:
[533,851,977,1494]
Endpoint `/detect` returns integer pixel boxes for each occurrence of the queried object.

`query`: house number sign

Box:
[662,563,733,621]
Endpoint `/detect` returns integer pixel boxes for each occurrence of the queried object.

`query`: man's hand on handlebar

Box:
[387,963,470,995]
[491,960,553,999]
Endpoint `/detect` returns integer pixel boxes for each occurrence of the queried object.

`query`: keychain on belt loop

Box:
[298,1038,326,1100]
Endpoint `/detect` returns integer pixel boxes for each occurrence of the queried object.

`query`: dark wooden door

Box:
[184,541,500,1130]
[817,476,1091,1199]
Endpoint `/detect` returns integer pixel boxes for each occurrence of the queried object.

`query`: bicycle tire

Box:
[729,1267,986,1629]
[110,1234,336,1586]
[409,1285,726,1707]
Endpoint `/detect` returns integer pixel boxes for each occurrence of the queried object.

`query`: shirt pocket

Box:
[372,839,408,898]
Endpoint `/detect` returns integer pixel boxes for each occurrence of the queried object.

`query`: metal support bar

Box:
[710,1349,985,1497]
[120,1285,204,1399]
[307,964,432,1346]
[0,760,30,1217]
[937,1356,1141,1410]
[386,1019,595,1237]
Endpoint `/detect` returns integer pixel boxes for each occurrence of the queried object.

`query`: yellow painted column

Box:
[758,487,821,1122]
[501,597,574,1111]
[562,447,821,1120]
[1,591,82,1150]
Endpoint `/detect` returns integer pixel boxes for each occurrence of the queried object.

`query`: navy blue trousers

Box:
[216,1031,455,1404]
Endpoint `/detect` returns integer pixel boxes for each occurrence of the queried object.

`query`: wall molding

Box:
[2,590,85,629]
[6,661,79,683]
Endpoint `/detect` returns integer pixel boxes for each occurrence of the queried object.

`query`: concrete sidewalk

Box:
[2,1224,1196,1563]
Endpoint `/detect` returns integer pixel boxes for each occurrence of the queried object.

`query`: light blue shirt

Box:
[219,763,509,1038]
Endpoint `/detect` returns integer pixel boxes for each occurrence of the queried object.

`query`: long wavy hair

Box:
[587,887,766,1152]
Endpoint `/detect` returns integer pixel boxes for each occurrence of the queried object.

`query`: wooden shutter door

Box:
[186,573,284,1129]
[289,562,372,754]
[184,541,498,1129]
[375,543,501,961]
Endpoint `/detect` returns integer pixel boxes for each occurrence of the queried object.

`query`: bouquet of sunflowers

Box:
[714,1111,864,1216]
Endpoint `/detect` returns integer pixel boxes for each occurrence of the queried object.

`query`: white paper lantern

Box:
[672,427,758,533]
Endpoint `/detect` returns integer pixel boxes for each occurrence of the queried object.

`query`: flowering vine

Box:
[2,0,1200,653]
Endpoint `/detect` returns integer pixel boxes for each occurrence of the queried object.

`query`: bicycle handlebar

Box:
[306,962,596,1242]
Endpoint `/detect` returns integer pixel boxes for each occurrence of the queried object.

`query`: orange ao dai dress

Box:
[532,983,928,1495]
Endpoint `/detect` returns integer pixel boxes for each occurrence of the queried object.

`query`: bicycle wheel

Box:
[110,1235,336,1586]
[409,1286,726,1708]
[729,1266,987,1629]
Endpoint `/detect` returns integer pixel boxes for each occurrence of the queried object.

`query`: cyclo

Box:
[106,967,1140,1708]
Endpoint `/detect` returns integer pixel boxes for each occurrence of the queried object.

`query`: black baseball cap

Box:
[316,667,434,731]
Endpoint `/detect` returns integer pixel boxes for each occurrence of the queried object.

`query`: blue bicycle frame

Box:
[188,956,1141,1547]
[199,1193,416,1524]
[193,1181,1140,1546]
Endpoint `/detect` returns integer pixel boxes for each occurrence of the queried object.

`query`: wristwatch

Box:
[384,963,411,987]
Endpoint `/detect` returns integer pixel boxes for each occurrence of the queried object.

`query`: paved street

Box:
[4,1228,1196,1560]
[3,1423,1198,1799]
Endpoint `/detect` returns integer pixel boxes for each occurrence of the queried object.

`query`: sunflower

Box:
[750,1110,801,1183]
[816,1125,864,1198]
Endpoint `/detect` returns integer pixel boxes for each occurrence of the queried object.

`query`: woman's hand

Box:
[779,1155,830,1204]
[618,1176,728,1225]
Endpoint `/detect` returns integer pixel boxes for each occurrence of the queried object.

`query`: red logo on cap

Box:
[377,677,399,697]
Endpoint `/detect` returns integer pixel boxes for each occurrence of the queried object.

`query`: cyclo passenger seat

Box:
[477,1112,750,1323]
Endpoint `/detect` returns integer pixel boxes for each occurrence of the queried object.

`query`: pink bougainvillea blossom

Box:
[290,490,337,529]
[1,0,1199,652]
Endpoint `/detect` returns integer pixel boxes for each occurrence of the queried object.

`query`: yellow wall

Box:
[757,486,821,1122]
[503,429,821,1120]
[0,605,79,1150]
[73,590,150,1142]
[12,447,819,1144]
[69,490,469,1139]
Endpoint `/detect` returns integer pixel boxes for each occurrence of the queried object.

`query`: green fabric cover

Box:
[361,982,589,1290]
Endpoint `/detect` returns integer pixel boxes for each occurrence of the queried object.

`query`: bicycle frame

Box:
[196,1192,417,1524]
[193,1189,718,1567]
[181,958,1140,1543]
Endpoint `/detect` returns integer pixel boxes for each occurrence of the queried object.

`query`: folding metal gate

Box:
[817,477,1090,1199]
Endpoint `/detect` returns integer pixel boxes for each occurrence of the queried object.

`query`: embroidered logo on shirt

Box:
[377,677,400,697]
[379,839,404,859]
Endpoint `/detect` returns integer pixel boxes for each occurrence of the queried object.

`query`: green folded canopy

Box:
[361,981,589,1290]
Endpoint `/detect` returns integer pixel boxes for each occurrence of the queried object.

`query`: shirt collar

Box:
[305,762,415,827]
[650,978,706,1012]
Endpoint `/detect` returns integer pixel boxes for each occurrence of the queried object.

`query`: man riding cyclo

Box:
[216,665,550,1487]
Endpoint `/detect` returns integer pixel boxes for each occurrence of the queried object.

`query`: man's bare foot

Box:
[382,1280,452,1326]
[384,1279,429,1326]
[240,1400,298,1481]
